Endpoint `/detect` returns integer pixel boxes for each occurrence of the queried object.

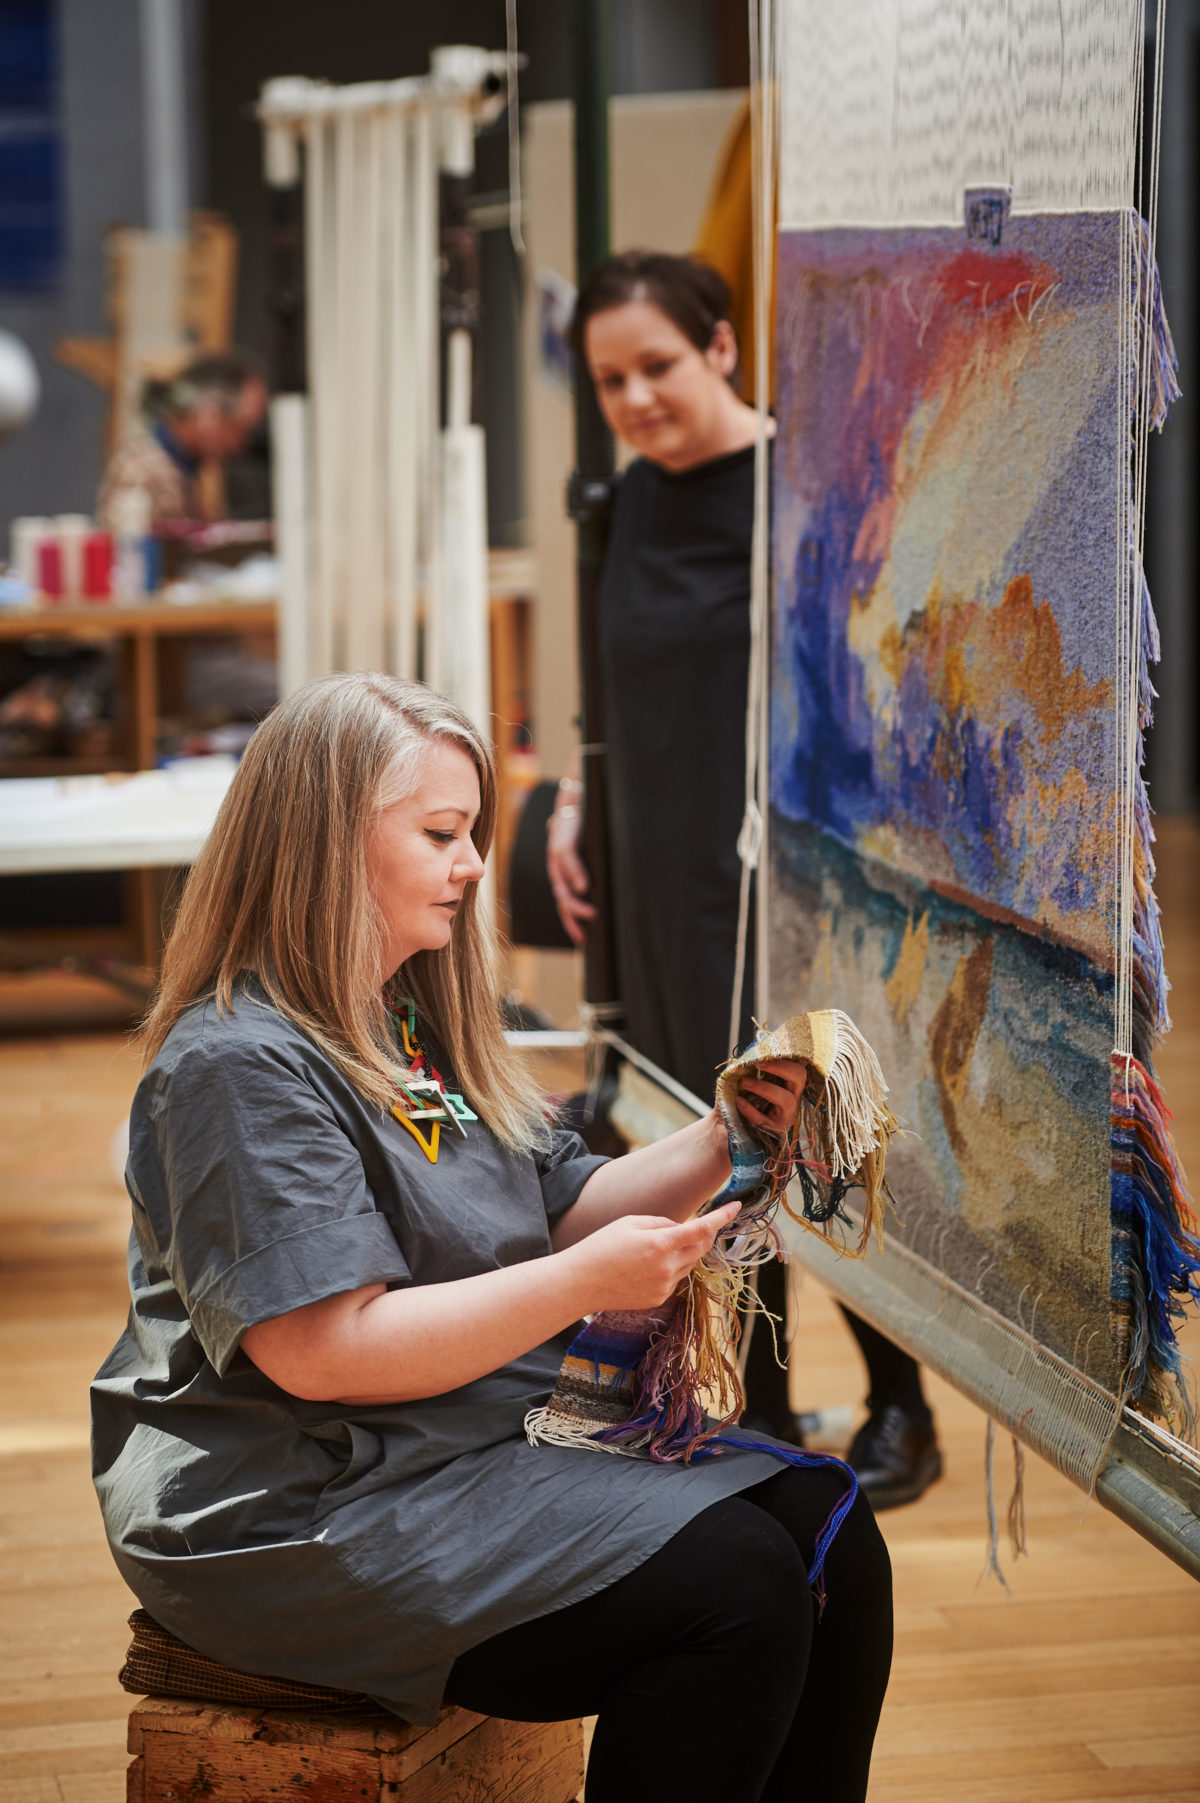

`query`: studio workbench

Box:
[0,597,277,779]
[0,566,535,971]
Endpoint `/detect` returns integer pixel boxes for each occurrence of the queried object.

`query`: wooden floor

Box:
[1,817,1198,1801]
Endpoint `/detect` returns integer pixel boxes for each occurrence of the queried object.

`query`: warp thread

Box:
[525,1009,898,1604]
[982,1419,1029,1590]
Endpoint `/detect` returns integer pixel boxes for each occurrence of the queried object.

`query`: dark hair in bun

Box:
[570,251,733,362]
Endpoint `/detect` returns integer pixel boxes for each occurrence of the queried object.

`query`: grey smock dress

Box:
[91,985,783,1723]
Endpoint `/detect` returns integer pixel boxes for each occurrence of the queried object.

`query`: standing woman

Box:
[547,251,942,1500]
[92,674,892,1803]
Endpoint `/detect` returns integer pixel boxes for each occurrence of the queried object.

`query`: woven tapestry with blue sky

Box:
[767,200,1197,1426]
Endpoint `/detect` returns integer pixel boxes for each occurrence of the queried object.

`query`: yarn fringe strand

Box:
[1110,219,1195,1435]
[1111,1053,1200,1436]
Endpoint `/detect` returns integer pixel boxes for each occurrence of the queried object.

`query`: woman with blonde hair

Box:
[92,672,892,1803]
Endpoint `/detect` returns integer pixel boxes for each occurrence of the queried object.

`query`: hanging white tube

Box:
[385,110,418,679]
[304,114,337,681]
[345,110,387,673]
[414,104,443,694]
[271,394,311,698]
[439,415,491,735]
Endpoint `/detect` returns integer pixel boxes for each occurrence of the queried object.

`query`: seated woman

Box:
[92,673,892,1803]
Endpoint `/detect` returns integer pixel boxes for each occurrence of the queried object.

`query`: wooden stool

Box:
[127,1695,585,1801]
[119,1610,584,1802]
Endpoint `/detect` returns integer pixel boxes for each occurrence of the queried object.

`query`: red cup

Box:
[37,539,64,599]
[83,531,114,600]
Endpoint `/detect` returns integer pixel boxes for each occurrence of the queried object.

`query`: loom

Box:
[742,0,1200,1575]
[252,14,1198,1574]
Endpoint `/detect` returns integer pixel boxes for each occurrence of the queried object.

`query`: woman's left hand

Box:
[735,1058,808,1137]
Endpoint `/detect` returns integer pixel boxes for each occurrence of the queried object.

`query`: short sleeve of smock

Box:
[534,1129,609,1228]
[132,1035,412,1376]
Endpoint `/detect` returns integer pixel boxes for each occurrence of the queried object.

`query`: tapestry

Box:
[767,206,1196,1419]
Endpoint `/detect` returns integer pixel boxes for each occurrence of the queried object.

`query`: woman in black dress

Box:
[547,251,942,1504]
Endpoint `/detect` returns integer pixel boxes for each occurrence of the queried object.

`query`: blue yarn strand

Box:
[709,1430,859,1599]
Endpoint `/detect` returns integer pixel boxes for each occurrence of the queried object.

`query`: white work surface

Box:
[0,758,237,874]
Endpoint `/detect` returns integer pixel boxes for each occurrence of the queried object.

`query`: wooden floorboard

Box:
[0,818,1197,1800]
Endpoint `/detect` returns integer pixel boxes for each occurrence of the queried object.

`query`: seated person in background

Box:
[96,350,267,530]
[95,349,275,746]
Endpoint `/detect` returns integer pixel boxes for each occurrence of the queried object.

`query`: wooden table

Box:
[0,598,277,777]
[0,600,274,963]
[0,566,536,960]
[0,761,237,875]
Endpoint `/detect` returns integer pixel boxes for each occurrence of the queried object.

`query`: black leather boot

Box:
[846,1403,943,1509]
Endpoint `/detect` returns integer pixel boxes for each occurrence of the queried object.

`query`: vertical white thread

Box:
[1115,201,1134,1059]
[778,0,1151,228]
[506,0,525,256]
[1115,3,1163,1062]
[730,0,778,1059]
[1114,252,1132,1055]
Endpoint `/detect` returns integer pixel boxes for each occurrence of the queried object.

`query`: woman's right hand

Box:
[546,804,596,945]
[565,1200,742,1313]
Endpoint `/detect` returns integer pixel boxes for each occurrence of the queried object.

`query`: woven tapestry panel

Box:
[768,212,1128,1385]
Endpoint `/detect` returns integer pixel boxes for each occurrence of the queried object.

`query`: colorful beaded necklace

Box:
[387,999,476,1164]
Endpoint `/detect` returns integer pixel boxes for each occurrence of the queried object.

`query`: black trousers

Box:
[445,1465,892,1803]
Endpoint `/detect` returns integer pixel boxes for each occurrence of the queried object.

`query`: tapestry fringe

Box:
[521,1406,620,1453]
[717,1010,899,1258]
[1111,1053,1200,1435]
[815,1010,895,1180]
[1130,574,1169,1048]
[1111,218,1196,1431]
[1133,213,1181,437]
[1125,215,1177,1045]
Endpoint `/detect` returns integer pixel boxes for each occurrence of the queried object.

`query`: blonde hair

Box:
[141,672,550,1154]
